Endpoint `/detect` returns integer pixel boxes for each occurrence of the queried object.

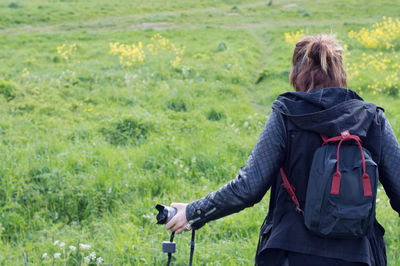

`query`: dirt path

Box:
[0,1,270,35]
[0,0,377,36]
[1,18,377,36]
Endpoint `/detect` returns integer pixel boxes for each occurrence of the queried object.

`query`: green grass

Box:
[0,0,399,264]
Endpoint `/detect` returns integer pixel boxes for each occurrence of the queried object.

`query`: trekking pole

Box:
[189,230,195,266]
[165,232,175,266]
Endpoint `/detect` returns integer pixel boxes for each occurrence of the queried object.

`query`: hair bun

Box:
[307,41,323,63]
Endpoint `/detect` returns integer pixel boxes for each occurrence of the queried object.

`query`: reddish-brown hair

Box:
[289,34,347,92]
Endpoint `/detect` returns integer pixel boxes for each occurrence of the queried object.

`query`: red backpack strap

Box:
[280,168,304,215]
[320,134,329,143]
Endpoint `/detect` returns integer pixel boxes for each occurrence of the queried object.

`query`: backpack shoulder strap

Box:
[279,168,304,215]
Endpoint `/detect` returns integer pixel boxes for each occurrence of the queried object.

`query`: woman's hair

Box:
[289,34,347,92]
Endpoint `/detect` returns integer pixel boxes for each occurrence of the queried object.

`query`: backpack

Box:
[280,130,378,238]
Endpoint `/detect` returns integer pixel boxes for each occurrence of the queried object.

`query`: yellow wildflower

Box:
[57,43,77,60]
[284,30,305,45]
[348,17,400,50]
[22,68,29,77]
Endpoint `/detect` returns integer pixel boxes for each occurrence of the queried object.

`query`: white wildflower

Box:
[97,257,104,264]
[42,253,48,259]
[84,256,90,263]
[79,243,91,250]
[59,242,65,250]
[182,66,188,76]
[69,245,76,252]
[90,251,96,259]
[54,240,60,246]
[54,252,61,260]
[142,214,151,220]
[243,121,249,128]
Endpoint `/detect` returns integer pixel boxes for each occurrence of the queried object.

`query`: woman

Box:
[165,35,400,265]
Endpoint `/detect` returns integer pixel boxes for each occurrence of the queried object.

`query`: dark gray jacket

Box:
[186,87,400,264]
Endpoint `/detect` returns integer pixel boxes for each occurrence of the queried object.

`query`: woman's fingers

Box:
[165,216,176,230]
[170,219,186,232]
[176,223,192,234]
[166,216,186,232]
[175,227,185,234]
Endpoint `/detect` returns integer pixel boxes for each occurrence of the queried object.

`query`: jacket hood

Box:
[272,87,378,137]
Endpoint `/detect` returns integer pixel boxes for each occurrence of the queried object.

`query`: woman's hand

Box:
[165,203,191,234]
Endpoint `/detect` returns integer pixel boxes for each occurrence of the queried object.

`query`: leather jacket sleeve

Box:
[378,112,400,215]
[186,110,287,229]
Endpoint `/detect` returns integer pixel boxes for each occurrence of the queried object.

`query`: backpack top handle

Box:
[321,130,372,197]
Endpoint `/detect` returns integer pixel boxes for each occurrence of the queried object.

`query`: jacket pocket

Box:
[256,222,273,256]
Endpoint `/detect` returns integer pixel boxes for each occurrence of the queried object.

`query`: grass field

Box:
[0,0,399,265]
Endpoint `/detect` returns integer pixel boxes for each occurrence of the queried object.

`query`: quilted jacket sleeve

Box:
[186,110,287,230]
[378,112,400,215]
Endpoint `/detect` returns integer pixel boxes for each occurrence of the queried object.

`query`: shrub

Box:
[101,118,154,145]
[217,41,228,52]
[207,109,225,121]
[166,98,188,112]
[7,2,21,9]
[0,79,18,101]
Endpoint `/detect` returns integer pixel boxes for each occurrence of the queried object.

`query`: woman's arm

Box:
[166,110,287,233]
[378,112,400,215]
